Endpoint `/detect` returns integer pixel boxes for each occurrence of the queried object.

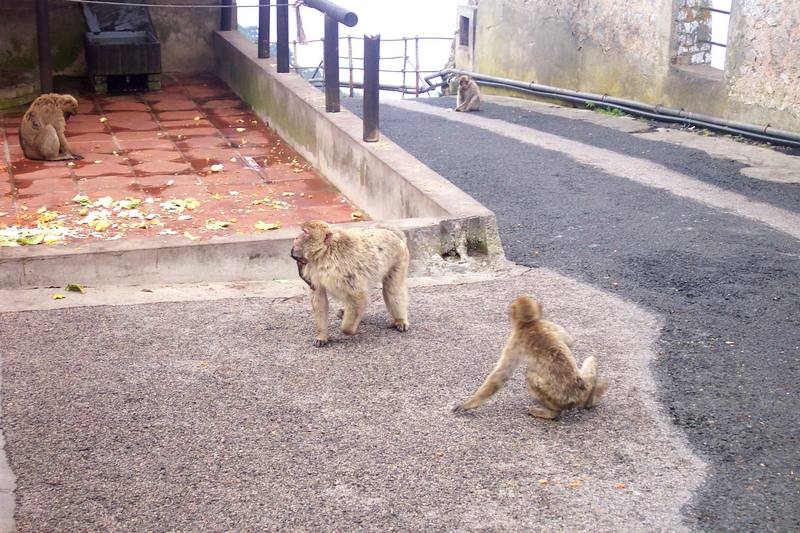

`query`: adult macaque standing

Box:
[290,220,410,346]
[453,295,608,419]
[455,75,481,112]
[19,93,83,161]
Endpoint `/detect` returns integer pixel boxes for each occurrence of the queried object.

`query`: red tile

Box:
[136,174,199,188]
[101,101,150,112]
[176,136,231,149]
[126,149,183,162]
[67,132,115,144]
[110,120,161,132]
[114,131,167,141]
[133,160,192,175]
[73,161,133,178]
[103,111,153,122]
[11,164,72,181]
[167,127,220,139]
[151,100,198,112]
[117,138,175,150]
[157,110,206,121]
[76,175,138,194]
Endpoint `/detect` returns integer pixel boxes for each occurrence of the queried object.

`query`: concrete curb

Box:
[0,33,504,290]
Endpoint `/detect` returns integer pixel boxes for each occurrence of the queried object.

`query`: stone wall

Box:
[467,0,800,132]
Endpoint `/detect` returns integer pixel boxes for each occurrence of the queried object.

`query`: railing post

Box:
[323,14,340,112]
[277,0,290,72]
[220,0,234,31]
[363,34,380,142]
[35,0,53,93]
[347,36,354,97]
[414,35,420,97]
[401,37,408,99]
[258,0,270,58]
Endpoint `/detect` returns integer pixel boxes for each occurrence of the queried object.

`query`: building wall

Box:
[0,0,220,85]
[467,0,800,132]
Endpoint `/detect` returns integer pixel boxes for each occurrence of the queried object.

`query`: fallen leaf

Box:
[193,116,201,121]
[255,221,281,231]
[183,231,200,241]
[210,164,224,172]
[185,198,201,210]
[67,161,76,167]
[99,117,108,123]
[17,232,45,245]
[568,480,582,489]
[65,283,86,294]
[97,196,114,209]
[0,212,6,217]
[79,208,89,216]
[281,192,295,197]
[235,127,246,133]
[229,157,237,163]
[93,160,102,164]
[350,211,364,220]
[52,293,66,300]
[615,483,626,489]
[91,219,111,232]
[205,219,230,231]
[538,479,548,485]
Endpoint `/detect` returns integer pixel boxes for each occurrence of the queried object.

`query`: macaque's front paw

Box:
[314,338,329,347]
[394,319,409,332]
[72,153,84,160]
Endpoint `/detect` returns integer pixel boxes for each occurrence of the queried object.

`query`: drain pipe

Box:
[426,69,800,149]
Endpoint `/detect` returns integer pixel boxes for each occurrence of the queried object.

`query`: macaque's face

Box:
[290,229,309,264]
[459,76,470,90]
[61,96,79,120]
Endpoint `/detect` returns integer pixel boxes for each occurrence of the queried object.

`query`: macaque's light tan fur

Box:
[454,295,608,419]
[291,220,410,346]
[19,93,83,161]
[455,75,481,112]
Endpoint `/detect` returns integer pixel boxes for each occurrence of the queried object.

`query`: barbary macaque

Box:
[19,93,83,161]
[290,220,410,346]
[453,295,608,419]
[455,75,481,112]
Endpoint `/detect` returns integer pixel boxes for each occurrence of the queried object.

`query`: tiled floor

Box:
[0,74,363,247]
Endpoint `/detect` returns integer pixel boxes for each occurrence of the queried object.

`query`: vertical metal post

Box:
[277,0,290,72]
[401,37,408,99]
[292,40,297,69]
[363,34,380,142]
[347,36,354,97]
[258,0,270,58]
[323,14,340,112]
[35,0,53,94]
[220,0,234,31]
[414,36,420,97]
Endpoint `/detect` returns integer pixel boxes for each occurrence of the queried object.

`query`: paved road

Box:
[345,96,800,531]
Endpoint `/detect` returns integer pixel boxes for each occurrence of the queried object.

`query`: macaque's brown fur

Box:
[453,295,608,419]
[19,93,83,161]
[291,220,410,346]
[455,75,481,112]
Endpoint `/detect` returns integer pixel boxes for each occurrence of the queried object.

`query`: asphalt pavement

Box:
[341,96,800,531]
[0,270,703,531]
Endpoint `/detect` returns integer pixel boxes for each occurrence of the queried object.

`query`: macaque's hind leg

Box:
[382,263,409,332]
[34,126,63,160]
[585,377,608,409]
[528,405,560,419]
[340,291,368,335]
[310,286,330,347]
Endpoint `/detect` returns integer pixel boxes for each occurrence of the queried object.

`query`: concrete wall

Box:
[467,0,800,132]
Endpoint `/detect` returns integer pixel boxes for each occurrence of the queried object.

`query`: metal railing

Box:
[287,36,452,98]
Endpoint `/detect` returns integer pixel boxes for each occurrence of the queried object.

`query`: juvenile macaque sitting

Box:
[455,75,481,112]
[453,295,608,419]
[19,93,83,161]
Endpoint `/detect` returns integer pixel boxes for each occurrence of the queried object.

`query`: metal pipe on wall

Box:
[220,0,234,31]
